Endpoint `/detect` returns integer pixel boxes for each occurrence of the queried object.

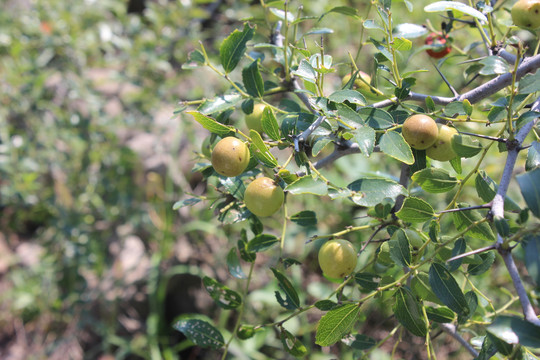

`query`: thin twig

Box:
[437,204,491,214]
[458,131,507,143]
[294,115,327,152]
[446,245,496,263]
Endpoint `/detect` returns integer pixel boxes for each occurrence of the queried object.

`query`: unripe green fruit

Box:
[245,104,266,133]
[244,177,284,217]
[342,71,381,100]
[237,325,256,340]
[211,137,250,177]
[318,239,358,279]
[512,0,540,30]
[402,114,439,150]
[426,124,458,161]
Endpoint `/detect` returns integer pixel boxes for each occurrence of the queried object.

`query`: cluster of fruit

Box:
[402,114,458,161]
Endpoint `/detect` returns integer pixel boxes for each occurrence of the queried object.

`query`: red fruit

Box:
[425,33,451,59]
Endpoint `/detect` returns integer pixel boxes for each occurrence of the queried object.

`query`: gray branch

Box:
[439,323,479,357]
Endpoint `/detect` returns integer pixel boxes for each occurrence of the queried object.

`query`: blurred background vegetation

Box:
[0,0,532,359]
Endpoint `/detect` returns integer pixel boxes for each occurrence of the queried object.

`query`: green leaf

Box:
[242,60,264,98]
[518,70,540,94]
[269,7,295,22]
[424,1,487,23]
[286,176,328,196]
[271,268,300,310]
[452,203,495,241]
[342,334,376,350]
[486,332,513,356]
[280,328,308,357]
[220,23,254,73]
[292,59,317,83]
[358,107,395,129]
[379,131,414,165]
[197,94,243,115]
[393,23,428,38]
[315,300,337,311]
[429,263,470,316]
[290,210,317,226]
[479,56,509,76]
[354,272,380,292]
[425,306,455,323]
[393,286,428,337]
[250,129,278,168]
[448,238,466,272]
[315,304,360,346]
[463,99,473,116]
[389,229,412,267]
[487,316,540,348]
[517,167,540,218]
[396,197,435,223]
[475,171,521,212]
[412,168,458,193]
[312,138,333,156]
[523,235,540,286]
[238,231,256,262]
[391,37,413,51]
[187,111,234,136]
[173,197,202,210]
[227,248,246,279]
[411,272,443,304]
[261,107,281,141]
[467,251,495,276]
[328,89,366,106]
[202,276,242,309]
[452,135,483,158]
[337,103,364,127]
[173,318,225,349]
[319,6,360,21]
[347,178,407,207]
[526,142,540,171]
[248,234,279,252]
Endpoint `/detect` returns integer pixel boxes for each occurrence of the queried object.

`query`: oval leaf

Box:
[227,248,247,279]
[250,129,278,168]
[261,107,281,141]
[452,135,483,158]
[394,286,428,337]
[220,23,254,73]
[389,229,412,267]
[173,318,225,350]
[202,276,242,309]
[424,1,487,23]
[379,131,414,165]
[452,203,495,241]
[286,176,328,196]
[429,263,469,317]
[396,197,435,223]
[248,234,279,252]
[316,303,360,346]
[347,178,407,207]
[280,328,308,357]
[517,167,540,218]
[242,60,264,98]
[187,111,234,136]
[271,268,300,310]
[412,168,458,193]
[290,210,317,226]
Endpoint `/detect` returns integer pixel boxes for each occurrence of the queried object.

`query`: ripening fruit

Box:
[426,124,458,161]
[211,137,250,177]
[245,104,266,133]
[342,71,381,100]
[424,33,452,59]
[402,114,439,150]
[511,0,540,30]
[244,177,284,217]
[318,239,358,279]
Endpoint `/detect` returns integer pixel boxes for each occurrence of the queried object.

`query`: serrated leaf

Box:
[412,168,457,193]
[396,197,435,223]
[173,197,202,210]
[173,318,225,349]
[379,131,414,165]
[517,167,540,218]
[227,248,247,279]
[425,306,455,323]
[424,1,487,23]
[286,176,328,196]
[467,251,495,276]
[271,268,300,310]
[342,334,376,350]
[261,107,280,141]
[328,89,366,105]
[429,263,470,317]
[523,235,540,286]
[347,178,407,207]
[358,107,395,129]
[518,70,540,94]
[280,328,308,357]
[242,60,264,98]
[452,203,495,241]
[220,23,254,73]
[526,142,540,171]
[394,286,428,337]
[315,304,360,346]
[188,111,234,136]
[452,135,483,158]
[248,234,279,252]
[202,276,242,309]
[487,316,540,348]
[290,210,317,226]
[389,229,412,267]
[250,130,278,168]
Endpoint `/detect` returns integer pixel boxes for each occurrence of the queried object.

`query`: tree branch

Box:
[439,323,479,357]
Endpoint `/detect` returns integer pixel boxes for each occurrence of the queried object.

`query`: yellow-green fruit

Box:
[318,239,358,279]
[402,114,439,150]
[211,137,250,177]
[512,0,540,29]
[342,71,381,100]
[426,124,458,161]
[245,104,266,133]
[244,177,284,217]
